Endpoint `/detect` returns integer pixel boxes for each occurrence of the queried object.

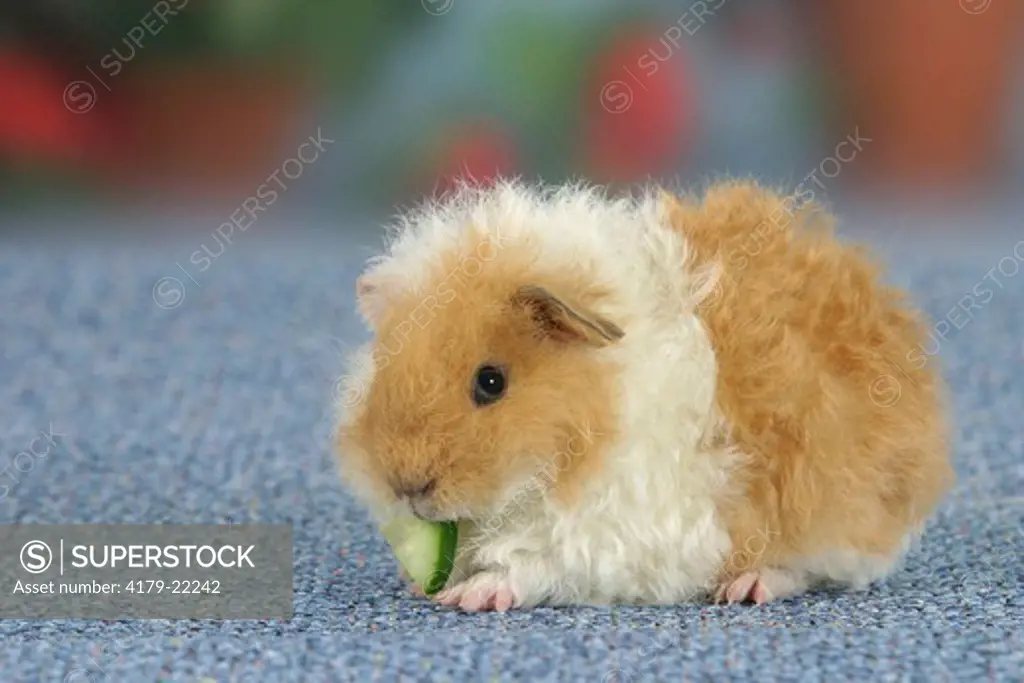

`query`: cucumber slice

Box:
[381,517,458,595]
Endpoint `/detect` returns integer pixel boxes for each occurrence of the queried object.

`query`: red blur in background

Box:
[0,2,1021,208]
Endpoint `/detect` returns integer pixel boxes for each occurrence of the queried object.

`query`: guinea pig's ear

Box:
[512,285,624,347]
[355,274,389,327]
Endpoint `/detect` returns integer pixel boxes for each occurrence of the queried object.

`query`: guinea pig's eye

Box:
[472,364,507,407]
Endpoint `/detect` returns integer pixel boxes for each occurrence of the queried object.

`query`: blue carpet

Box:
[0,217,1020,682]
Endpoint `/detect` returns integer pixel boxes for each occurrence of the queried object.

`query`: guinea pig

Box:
[333,179,953,612]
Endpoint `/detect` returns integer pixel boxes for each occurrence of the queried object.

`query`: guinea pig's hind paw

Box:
[714,571,759,604]
[714,568,805,605]
[434,571,519,612]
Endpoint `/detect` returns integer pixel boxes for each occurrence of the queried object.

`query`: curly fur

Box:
[333,179,952,607]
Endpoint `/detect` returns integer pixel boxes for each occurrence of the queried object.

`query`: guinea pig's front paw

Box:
[434,570,520,612]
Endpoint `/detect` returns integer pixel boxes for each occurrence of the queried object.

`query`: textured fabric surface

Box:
[0,221,1021,682]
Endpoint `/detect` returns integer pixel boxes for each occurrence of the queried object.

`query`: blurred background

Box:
[1,0,1022,235]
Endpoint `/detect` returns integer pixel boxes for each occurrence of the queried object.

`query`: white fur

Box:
[336,181,738,606]
[789,526,924,590]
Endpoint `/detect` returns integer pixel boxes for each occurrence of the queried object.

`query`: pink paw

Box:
[433,571,519,612]
[714,568,806,605]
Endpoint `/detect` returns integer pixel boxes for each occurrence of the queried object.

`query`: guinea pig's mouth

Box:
[393,477,486,522]
[407,496,458,523]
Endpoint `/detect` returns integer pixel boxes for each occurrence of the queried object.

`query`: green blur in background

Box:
[0,0,1022,219]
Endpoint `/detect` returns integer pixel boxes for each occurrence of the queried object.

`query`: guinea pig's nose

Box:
[395,479,437,500]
